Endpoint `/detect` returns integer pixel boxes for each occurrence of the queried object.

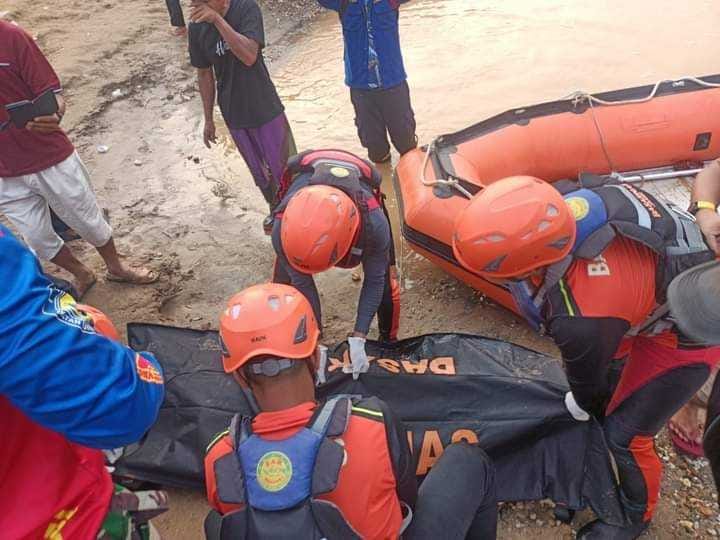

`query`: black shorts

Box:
[350,80,417,162]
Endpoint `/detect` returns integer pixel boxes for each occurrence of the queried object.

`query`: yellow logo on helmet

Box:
[330,167,350,178]
[257,451,293,492]
[565,197,590,221]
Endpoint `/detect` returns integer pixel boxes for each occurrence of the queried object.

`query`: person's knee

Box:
[440,442,496,497]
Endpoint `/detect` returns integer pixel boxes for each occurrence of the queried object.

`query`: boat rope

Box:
[563,76,720,107]
[564,76,720,173]
[420,139,475,199]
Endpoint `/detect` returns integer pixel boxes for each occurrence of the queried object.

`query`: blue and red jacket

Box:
[0,225,165,539]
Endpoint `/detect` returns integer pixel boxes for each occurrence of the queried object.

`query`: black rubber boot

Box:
[576,519,649,540]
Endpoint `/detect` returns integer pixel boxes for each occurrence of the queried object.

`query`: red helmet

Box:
[76,304,121,342]
[280,185,360,274]
[219,283,320,373]
[452,176,576,279]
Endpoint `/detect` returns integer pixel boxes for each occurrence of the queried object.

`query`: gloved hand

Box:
[565,391,590,421]
[344,337,370,380]
[316,345,329,385]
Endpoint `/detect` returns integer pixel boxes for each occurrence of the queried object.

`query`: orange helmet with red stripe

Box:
[76,304,121,342]
[452,176,576,279]
[219,283,320,373]
[280,185,360,274]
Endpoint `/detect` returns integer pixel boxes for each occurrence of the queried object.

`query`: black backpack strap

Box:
[310,397,352,496]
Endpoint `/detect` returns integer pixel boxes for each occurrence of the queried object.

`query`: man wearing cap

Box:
[667,161,720,453]
[450,175,720,539]
[0,224,166,538]
[203,283,499,539]
[188,0,295,211]
[318,0,417,164]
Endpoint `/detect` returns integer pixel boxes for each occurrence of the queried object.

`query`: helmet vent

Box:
[485,233,506,243]
[230,304,242,320]
[294,315,308,344]
[268,296,281,311]
[483,255,507,273]
[284,294,294,304]
[537,220,551,232]
[546,204,559,217]
[548,236,571,250]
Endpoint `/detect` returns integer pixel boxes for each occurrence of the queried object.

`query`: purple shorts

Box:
[229,113,296,207]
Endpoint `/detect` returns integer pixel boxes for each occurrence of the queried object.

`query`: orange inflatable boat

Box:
[394,75,720,314]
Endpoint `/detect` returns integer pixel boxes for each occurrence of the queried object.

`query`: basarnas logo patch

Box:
[42,286,96,334]
[257,451,293,492]
[565,196,590,221]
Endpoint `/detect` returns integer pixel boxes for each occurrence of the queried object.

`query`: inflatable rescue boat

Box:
[394,75,720,313]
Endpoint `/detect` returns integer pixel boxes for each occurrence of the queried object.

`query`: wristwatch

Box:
[688,200,717,216]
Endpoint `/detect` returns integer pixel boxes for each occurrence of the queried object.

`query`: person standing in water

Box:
[318,0,417,164]
[188,0,296,212]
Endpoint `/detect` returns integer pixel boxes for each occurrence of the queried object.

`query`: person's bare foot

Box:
[171,26,187,37]
[73,269,97,299]
[669,399,707,446]
[106,264,159,285]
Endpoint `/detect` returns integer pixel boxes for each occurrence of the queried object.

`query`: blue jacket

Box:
[319,0,409,90]
[0,225,164,449]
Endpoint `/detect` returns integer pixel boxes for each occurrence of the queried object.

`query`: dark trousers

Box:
[705,373,720,505]
[165,0,185,27]
[350,81,417,162]
[405,442,498,540]
[601,339,719,524]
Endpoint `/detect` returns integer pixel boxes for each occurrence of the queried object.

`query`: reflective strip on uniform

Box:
[351,406,384,418]
[558,280,575,316]
[206,430,230,453]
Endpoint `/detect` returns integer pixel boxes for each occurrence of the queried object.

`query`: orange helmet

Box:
[452,176,576,279]
[280,185,360,274]
[76,304,121,342]
[219,283,320,373]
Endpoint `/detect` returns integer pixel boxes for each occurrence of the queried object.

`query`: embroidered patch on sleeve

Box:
[135,354,163,384]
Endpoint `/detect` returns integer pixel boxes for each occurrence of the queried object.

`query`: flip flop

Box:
[106,268,159,285]
[668,425,705,458]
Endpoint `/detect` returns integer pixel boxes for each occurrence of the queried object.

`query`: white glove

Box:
[344,337,370,380]
[565,391,590,422]
[316,345,328,385]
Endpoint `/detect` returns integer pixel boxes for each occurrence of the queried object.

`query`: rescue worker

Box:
[204,282,499,539]
[0,224,167,539]
[451,175,720,539]
[271,149,400,377]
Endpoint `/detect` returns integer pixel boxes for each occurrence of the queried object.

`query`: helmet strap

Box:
[240,386,260,416]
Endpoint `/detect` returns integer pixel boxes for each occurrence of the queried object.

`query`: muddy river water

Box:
[272,0,720,290]
[53,0,720,537]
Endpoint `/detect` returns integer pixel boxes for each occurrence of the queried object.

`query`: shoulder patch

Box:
[135,354,163,385]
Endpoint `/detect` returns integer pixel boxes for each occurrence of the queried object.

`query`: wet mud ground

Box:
[3,0,720,537]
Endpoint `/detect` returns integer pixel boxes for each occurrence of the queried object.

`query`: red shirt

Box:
[0,398,113,539]
[0,21,74,177]
[205,400,408,540]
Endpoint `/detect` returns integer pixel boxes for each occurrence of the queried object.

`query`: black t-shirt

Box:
[188,0,283,129]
